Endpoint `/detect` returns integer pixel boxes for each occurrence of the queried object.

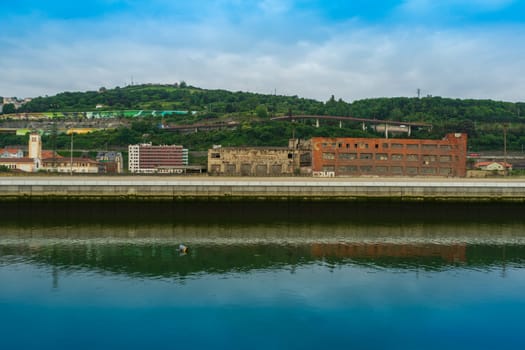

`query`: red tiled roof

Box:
[41,150,63,159]
[42,157,99,165]
[1,148,22,154]
[0,157,34,163]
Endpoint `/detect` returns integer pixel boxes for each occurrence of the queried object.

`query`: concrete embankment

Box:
[1,177,525,202]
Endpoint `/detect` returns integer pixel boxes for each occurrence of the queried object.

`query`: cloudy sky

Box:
[1,0,525,102]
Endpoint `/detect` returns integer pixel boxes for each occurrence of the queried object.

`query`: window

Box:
[391,166,403,174]
[211,153,220,159]
[375,153,388,160]
[439,155,451,162]
[360,166,373,173]
[338,166,357,174]
[406,167,418,175]
[376,166,388,173]
[407,144,419,150]
[360,153,373,160]
[339,153,357,160]
[422,144,438,150]
[288,153,293,159]
[382,143,389,149]
[439,168,452,176]
[322,152,335,160]
[422,155,436,163]
[225,164,236,174]
[391,154,403,161]
[421,168,436,175]
[323,165,335,171]
[407,154,419,161]
[271,165,282,174]
[391,143,403,149]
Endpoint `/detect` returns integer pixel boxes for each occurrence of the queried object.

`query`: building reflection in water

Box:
[310,243,467,263]
[1,220,525,280]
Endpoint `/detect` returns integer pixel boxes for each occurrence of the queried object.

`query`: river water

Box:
[1,201,525,349]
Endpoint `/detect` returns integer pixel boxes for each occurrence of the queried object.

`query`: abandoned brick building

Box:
[311,133,467,177]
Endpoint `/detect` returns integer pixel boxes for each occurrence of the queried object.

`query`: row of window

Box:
[210,164,285,175]
[322,165,453,176]
[320,142,455,151]
[322,152,456,162]
[210,153,295,159]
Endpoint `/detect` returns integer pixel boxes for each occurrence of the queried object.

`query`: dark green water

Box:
[1,201,525,349]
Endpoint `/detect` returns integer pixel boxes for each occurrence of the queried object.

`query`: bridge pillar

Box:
[316,119,319,128]
[408,125,411,136]
[339,121,342,128]
[385,123,389,139]
[362,122,365,131]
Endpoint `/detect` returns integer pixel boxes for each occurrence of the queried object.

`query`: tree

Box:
[1,103,16,114]
[255,104,268,118]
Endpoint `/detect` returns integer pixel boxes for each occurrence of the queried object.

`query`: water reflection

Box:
[2,222,525,279]
[2,222,525,350]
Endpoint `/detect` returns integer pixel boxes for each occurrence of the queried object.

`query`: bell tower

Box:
[28,133,42,159]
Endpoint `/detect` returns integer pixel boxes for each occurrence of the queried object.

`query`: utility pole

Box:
[503,123,508,177]
[51,122,57,171]
[70,132,74,175]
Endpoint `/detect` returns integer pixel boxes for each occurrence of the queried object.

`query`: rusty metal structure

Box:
[311,133,468,177]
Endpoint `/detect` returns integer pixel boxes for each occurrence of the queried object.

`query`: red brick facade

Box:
[311,133,467,177]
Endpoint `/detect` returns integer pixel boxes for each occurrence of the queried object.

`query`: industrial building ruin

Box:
[207,134,468,177]
[207,139,311,176]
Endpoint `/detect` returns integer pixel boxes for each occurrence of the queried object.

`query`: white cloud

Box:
[1,8,525,102]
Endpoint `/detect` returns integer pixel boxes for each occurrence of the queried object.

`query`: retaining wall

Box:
[1,178,525,202]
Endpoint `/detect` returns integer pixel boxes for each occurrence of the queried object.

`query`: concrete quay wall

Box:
[1,178,525,202]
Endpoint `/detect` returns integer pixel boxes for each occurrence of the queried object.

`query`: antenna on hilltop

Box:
[417,88,421,99]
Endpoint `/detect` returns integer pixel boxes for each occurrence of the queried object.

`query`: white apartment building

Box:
[128,143,188,173]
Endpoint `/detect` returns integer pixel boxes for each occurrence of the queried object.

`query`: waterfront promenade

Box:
[1,176,525,202]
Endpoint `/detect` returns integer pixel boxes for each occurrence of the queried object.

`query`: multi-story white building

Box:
[128,143,188,173]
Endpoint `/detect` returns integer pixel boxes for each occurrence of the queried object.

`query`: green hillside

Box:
[2,83,525,152]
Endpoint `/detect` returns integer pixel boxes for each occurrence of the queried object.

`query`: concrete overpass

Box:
[271,115,433,137]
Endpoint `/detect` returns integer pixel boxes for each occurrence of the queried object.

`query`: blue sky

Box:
[1,0,525,101]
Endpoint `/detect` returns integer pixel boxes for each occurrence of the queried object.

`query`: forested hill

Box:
[15,83,525,123]
[3,84,525,152]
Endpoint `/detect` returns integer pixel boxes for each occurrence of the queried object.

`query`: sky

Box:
[1,0,525,102]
